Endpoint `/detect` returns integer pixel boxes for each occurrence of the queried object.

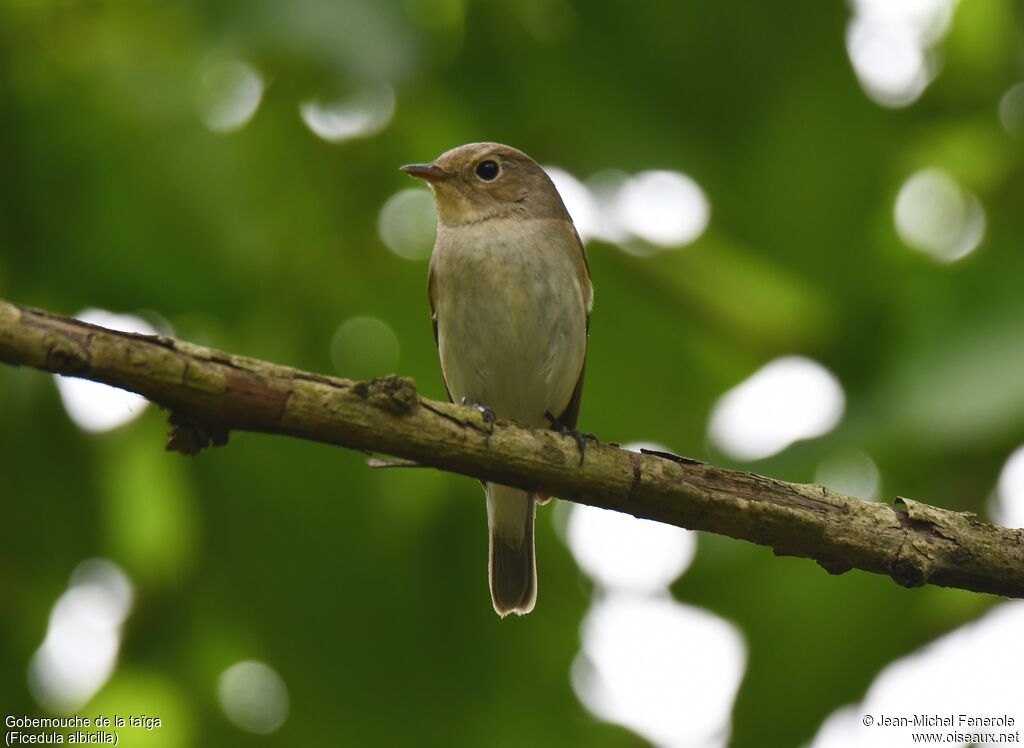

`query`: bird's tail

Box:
[486,483,537,617]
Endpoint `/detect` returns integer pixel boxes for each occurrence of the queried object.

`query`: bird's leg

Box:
[544,410,598,466]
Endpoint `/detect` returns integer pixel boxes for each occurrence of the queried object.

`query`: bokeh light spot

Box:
[992,445,1024,529]
[545,166,601,242]
[541,166,710,252]
[809,601,1024,747]
[54,309,158,433]
[894,169,986,263]
[846,20,928,107]
[998,82,1024,138]
[585,170,633,245]
[615,170,710,248]
[567,502,696,593]
[218,661,289,734]
[814,449,882,500]
[29,559,134,713]
[708,356,845,461]
[299,83,395,143]
[845,0,953,108]
[195,58,264,134]
[378,188,437,260]
[330,316,400,380]
[573,595,746,748]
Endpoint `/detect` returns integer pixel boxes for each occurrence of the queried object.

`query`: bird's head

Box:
[401,142,567,226]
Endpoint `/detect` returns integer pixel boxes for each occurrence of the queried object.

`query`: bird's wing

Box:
[569,223,594,321]
[557,223,592,429]
[427,262,454,403]
[557,343,587,430]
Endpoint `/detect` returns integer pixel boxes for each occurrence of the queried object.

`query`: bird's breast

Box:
[431,217,587,426]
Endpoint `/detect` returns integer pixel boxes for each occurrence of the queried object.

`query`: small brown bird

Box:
[401,143,592,616]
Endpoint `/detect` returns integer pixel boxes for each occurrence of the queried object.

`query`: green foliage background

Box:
[2,1,1023,746]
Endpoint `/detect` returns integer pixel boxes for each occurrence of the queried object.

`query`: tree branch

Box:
[2,298,1022,598]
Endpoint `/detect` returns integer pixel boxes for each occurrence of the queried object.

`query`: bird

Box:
[401,142,593,616]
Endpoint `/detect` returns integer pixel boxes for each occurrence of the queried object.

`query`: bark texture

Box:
[2,299,1022,598]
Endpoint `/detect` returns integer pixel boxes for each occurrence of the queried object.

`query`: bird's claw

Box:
[544,410,597,466]
[461,397,496,430]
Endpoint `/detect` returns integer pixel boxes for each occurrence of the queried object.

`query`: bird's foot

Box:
[461,397,496,430]
[544,410,598,466]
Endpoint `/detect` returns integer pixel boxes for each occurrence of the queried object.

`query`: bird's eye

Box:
[475,160,500,181]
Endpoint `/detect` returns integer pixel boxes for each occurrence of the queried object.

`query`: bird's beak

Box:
[400,163,450,182]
